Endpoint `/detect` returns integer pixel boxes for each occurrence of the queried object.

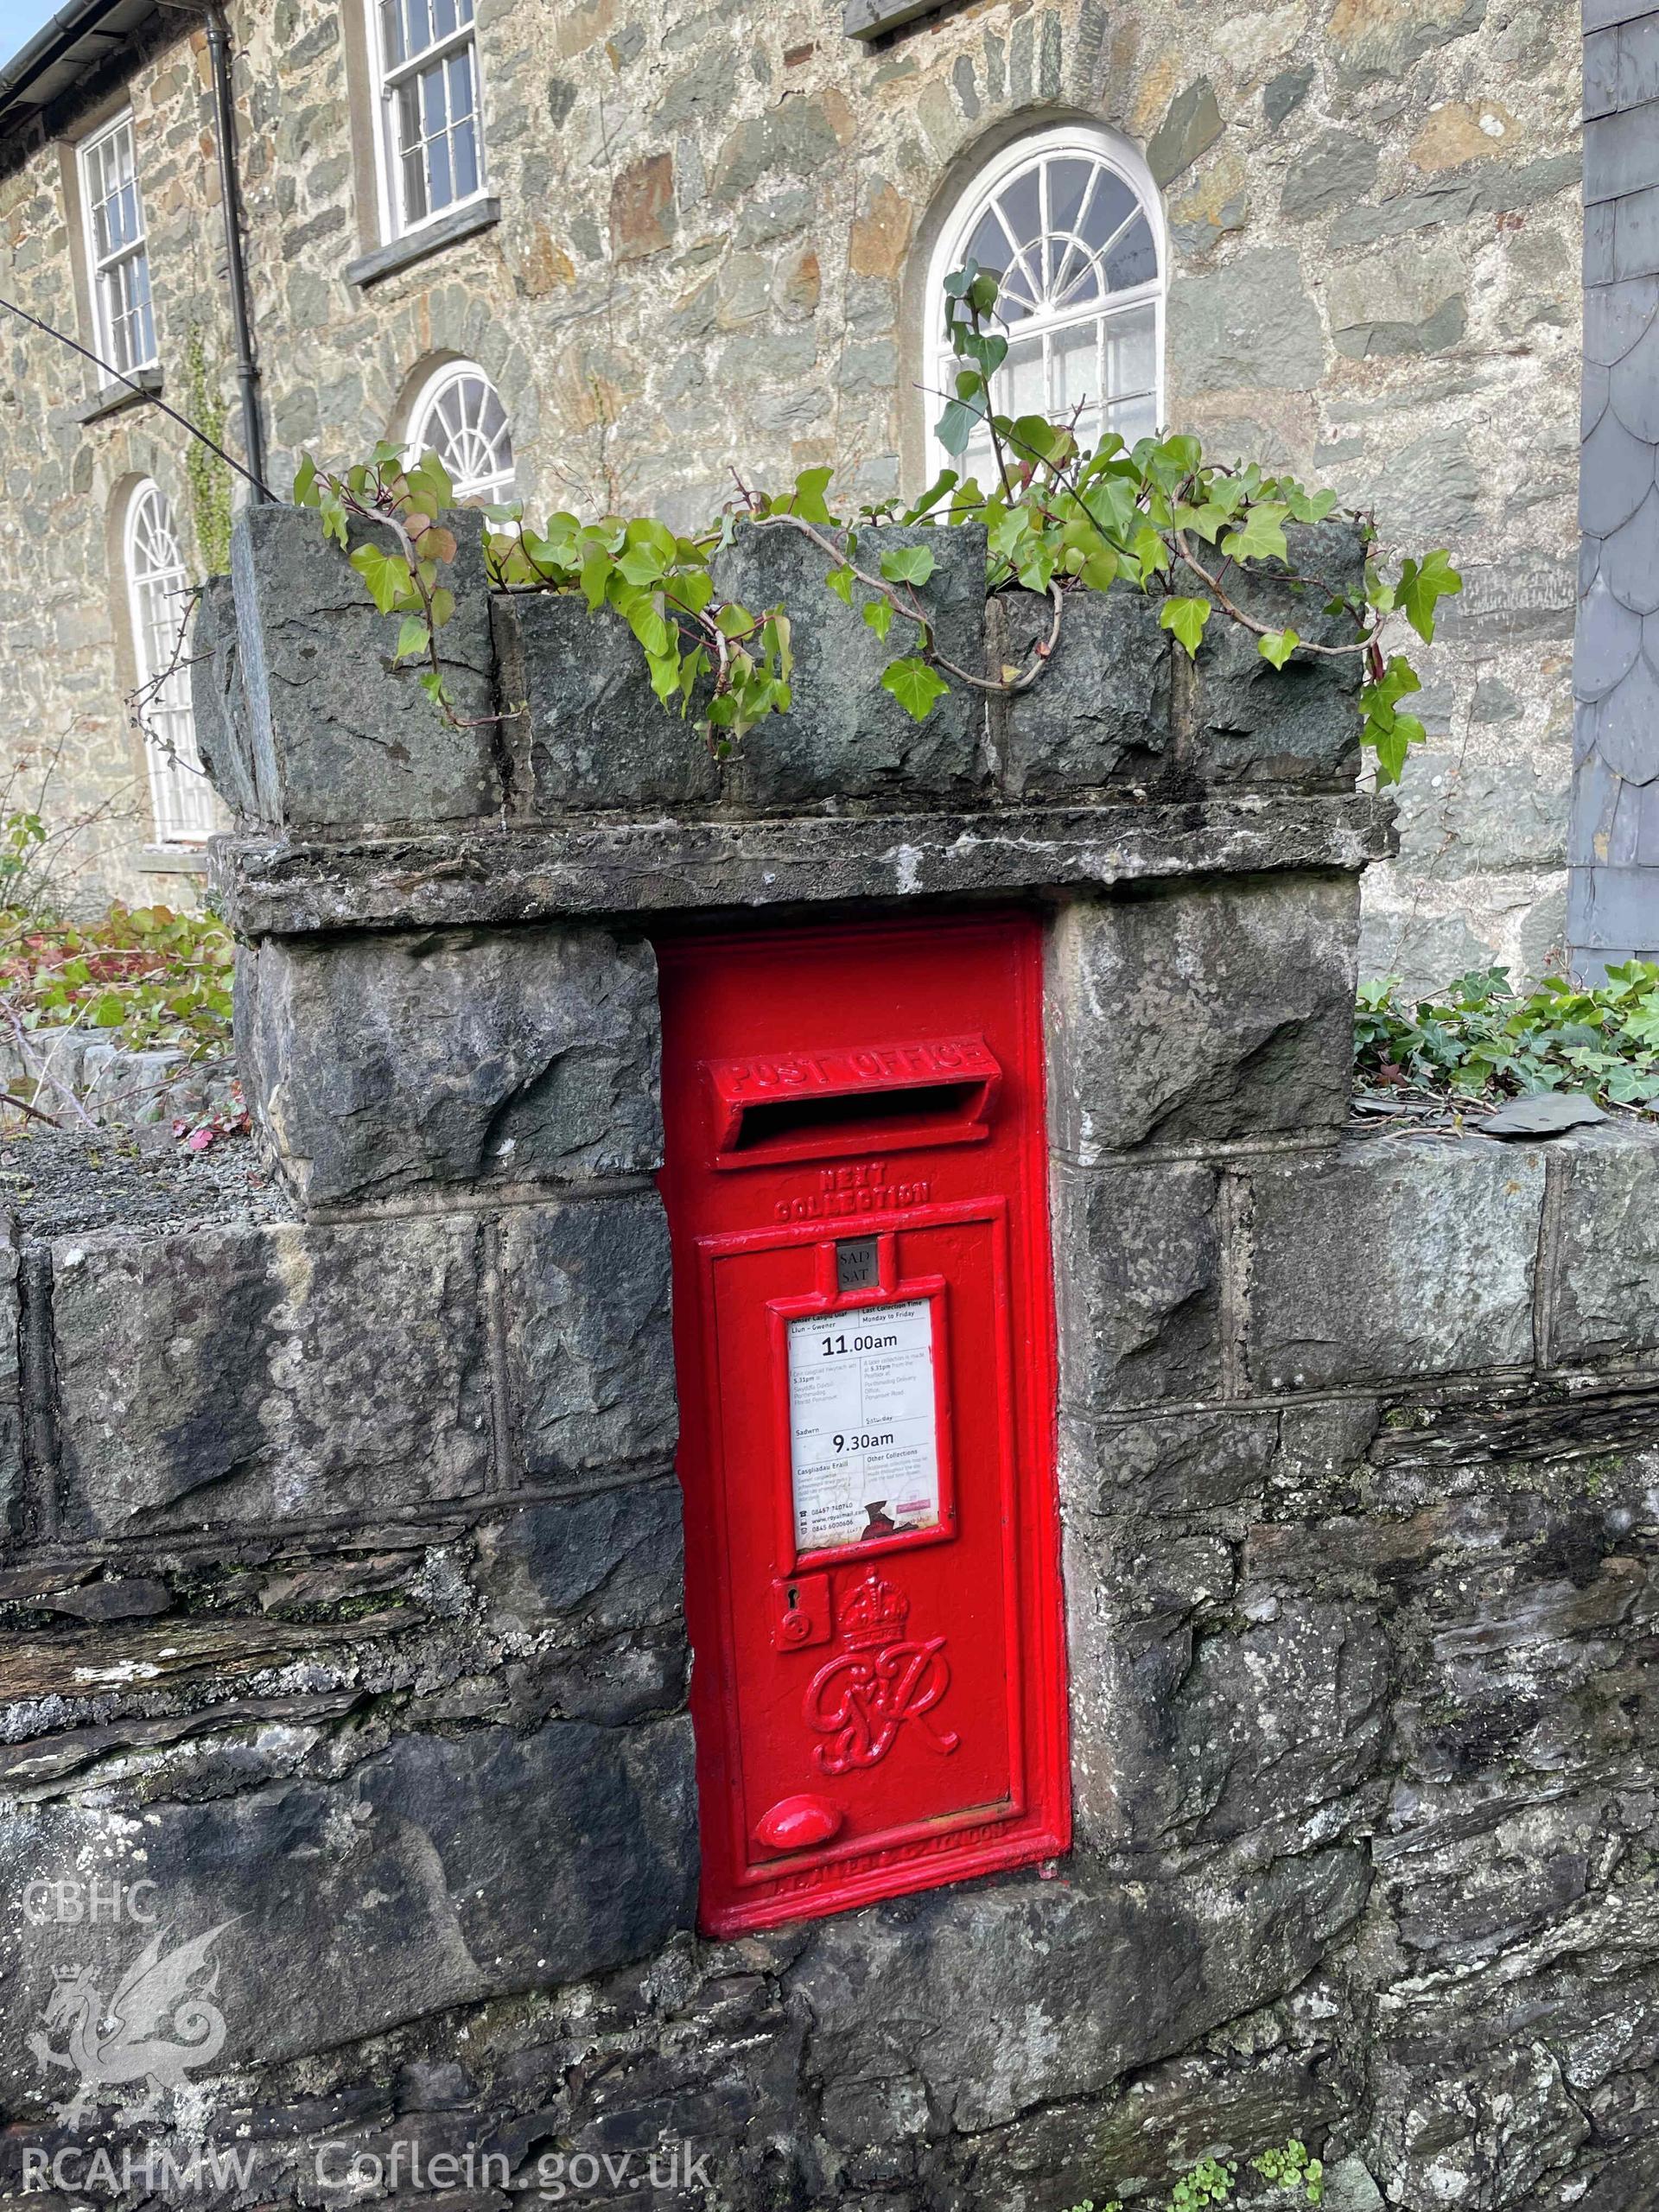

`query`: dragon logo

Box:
[29,1921,235,2129]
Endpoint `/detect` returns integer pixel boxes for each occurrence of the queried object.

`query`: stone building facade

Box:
[0,0,1582,986]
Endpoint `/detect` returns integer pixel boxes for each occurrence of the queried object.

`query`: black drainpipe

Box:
[200,3,267,499]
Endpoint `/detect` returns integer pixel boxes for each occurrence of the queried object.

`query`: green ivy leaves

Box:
[2,899,235,1062]
[493,506,798,747]
[1361,654,1427,785]
[295,445,467,713]
[1219,500,1288,566]
[878,544,937,587]
[1357,961,1659,1111]
[1160,596,1211,658]
[1396,548,1462,644]
[927,263,1460,780]
[349,540,414,614]
[881,657,949,719]
[293,262,1463,782]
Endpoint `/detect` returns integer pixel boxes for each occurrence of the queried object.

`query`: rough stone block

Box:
[1183,521,1366,789]
[1168,246,1325,394]
[1046,874,1360,1153]
[52,1215,493,1536]
[0,1211,16,1408]
[792,1845,1369,2130]
[493,593,721,815]
[1247,1138,1547,1390]
[1147,78,1224,188]
[473,1478,686,1635]
[230,501,499,833]
[1064,1509,1389,1853]
[1062,1514,1195,1853]
[1395,750,1570,875]
[1550,1128,1659,1365]
[1052,1160,1223,1409]
[471,1481,691,1719]
[188,572,258,821]
[709,521,989,809]
[1060,1408,1279,1520]
[499,1193,677,1479]
[1370,2034,1597,2212]
[238,924,662,1209]
[0,1713,696,2084]
[79,1045,186,1126]
[1170,1598,1390,1844]
[215,792,1399,938]
[998,586,1172,797]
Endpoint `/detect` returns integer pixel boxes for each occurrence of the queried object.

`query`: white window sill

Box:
[137,843,211,874]
[346,195,500,289]
[75,367,162,424]
[844,0,957,35]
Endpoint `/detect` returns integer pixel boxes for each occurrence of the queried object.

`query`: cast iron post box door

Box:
[657,914,1070,1936]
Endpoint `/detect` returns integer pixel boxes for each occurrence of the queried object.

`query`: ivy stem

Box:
[1171,531,1371,660]
[376,494,453,715]
[320,467,511,730]
[743,511,1062,694]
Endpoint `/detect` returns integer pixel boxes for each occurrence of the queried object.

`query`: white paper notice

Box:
[787,1299,941,1554]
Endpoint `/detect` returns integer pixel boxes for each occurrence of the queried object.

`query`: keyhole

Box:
[785,1586,799,1611]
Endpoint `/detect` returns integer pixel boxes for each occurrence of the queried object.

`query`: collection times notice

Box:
[786,1299,941,1552]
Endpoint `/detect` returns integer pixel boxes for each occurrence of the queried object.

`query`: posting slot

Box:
[707,1034,1001,1167]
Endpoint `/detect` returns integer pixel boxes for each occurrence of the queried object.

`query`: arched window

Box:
[405,360,515,500]
[925,124,1165,481]
[124,483,215,846]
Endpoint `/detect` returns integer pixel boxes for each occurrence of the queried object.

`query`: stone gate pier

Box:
[1,509,1656,2210]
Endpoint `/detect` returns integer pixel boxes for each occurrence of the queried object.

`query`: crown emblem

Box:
[839,1569,909,1650]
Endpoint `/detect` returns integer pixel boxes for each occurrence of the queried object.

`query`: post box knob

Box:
[753,1794,844,1852]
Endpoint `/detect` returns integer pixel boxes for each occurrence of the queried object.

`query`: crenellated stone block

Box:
[709,518,992,810]
[227,503,500,834]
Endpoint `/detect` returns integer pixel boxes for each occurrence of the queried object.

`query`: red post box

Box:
[656,912,1070,1936]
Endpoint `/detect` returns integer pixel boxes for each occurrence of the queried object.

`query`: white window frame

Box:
[368,0,487,241]
[77,110,156,376]
[124,482,216,848]
[923,122,1166,479]
[404,358,516,501]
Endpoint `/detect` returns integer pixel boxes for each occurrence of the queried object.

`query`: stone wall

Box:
[0,0,1583,988]
[0,1027,237,1132]
[0,513,1655,2211]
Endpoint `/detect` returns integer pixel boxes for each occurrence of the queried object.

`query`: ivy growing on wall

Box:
[1357,963,1659,1109]
[1065,2136,1326,2212]
[292,264,1463,779]
[183,326,233,577]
